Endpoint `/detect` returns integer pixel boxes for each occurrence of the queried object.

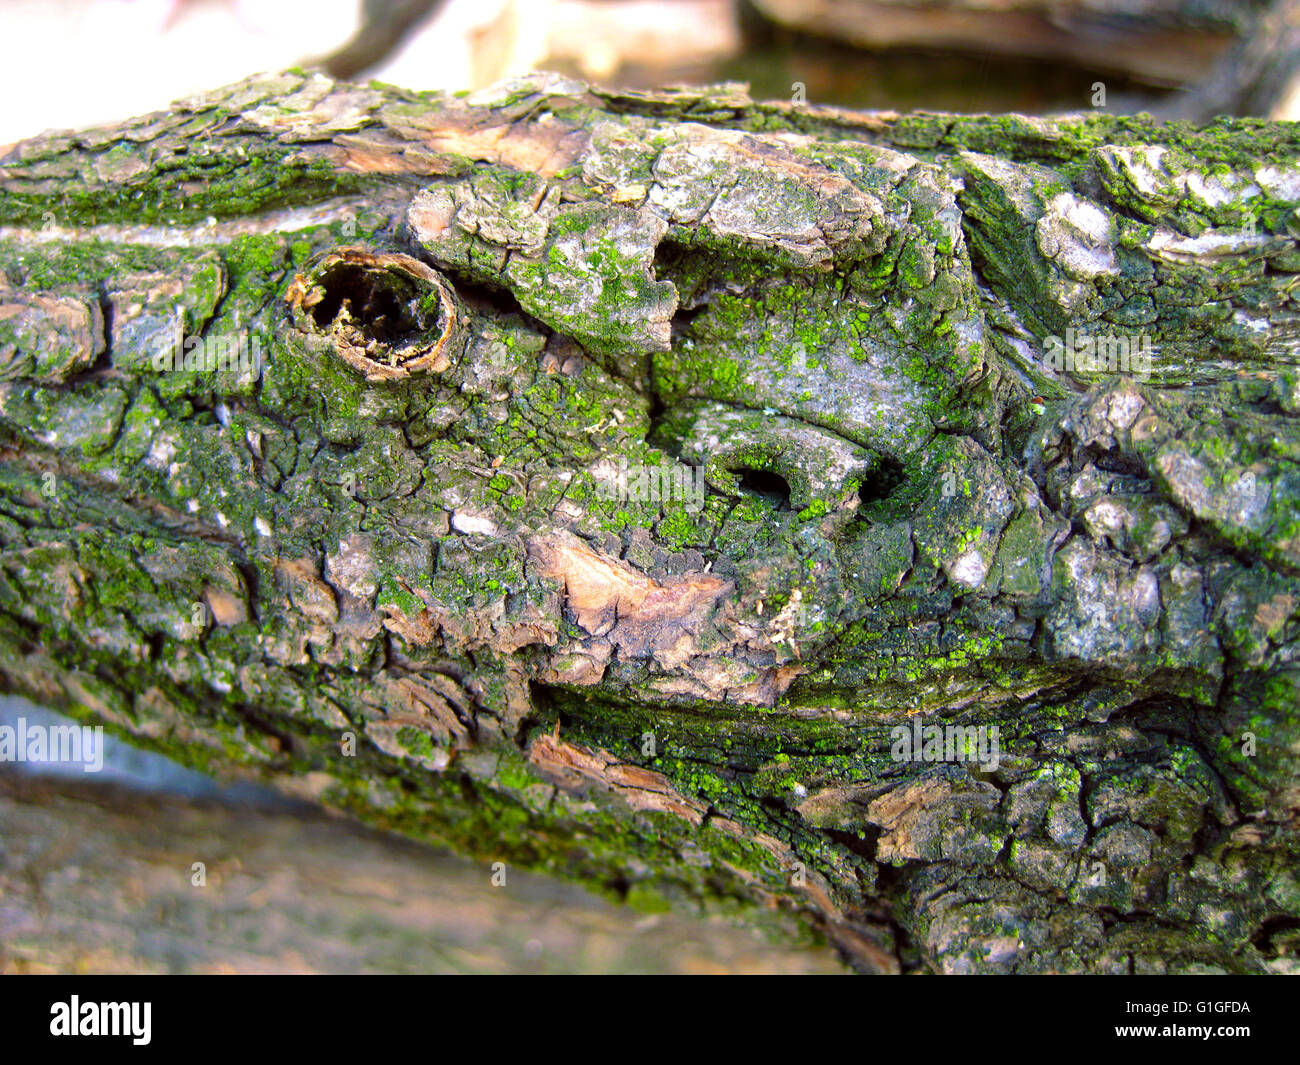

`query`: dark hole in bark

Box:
[858,457,904,507]
[1088,444,1148,480]
[1251,915,1300,956]
[668,302,707,340]
[309,263,427,343]
[736,468,792,510]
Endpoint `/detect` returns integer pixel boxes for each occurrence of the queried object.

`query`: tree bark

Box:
[1,71,1299,973]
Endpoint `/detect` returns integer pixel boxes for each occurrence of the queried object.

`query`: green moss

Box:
[1,141,361,228]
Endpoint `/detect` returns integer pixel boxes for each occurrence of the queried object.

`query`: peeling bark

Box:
[0,71,1299,973]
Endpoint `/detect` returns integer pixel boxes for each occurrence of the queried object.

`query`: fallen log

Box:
[1,71,1298,973]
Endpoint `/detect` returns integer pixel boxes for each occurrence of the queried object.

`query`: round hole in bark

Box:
[288,247,461,381]
[309,262,430,343]
[857,456,904,507]
[736,467,792,510]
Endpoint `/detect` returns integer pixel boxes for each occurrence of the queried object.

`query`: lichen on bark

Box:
[0,70,1298,973]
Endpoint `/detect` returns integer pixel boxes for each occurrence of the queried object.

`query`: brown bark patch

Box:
[527,533,729,642]
[415,119,590,179]
[275,558,339,625]
[527,731,708,825]
[0,290,104,382]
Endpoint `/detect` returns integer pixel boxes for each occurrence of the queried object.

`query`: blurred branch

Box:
[1158,0,1300,119]
[0,772,842,974]
[314,0,448,81]
[745,0,1241,86]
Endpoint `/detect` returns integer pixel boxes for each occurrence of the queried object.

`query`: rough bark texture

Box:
[1,71,1299,974]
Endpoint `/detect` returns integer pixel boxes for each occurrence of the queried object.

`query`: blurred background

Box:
[1,0,1296,975]
[1,0,1297,145]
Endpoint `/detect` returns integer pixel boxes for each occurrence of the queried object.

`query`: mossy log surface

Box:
[1,71,1299,973]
